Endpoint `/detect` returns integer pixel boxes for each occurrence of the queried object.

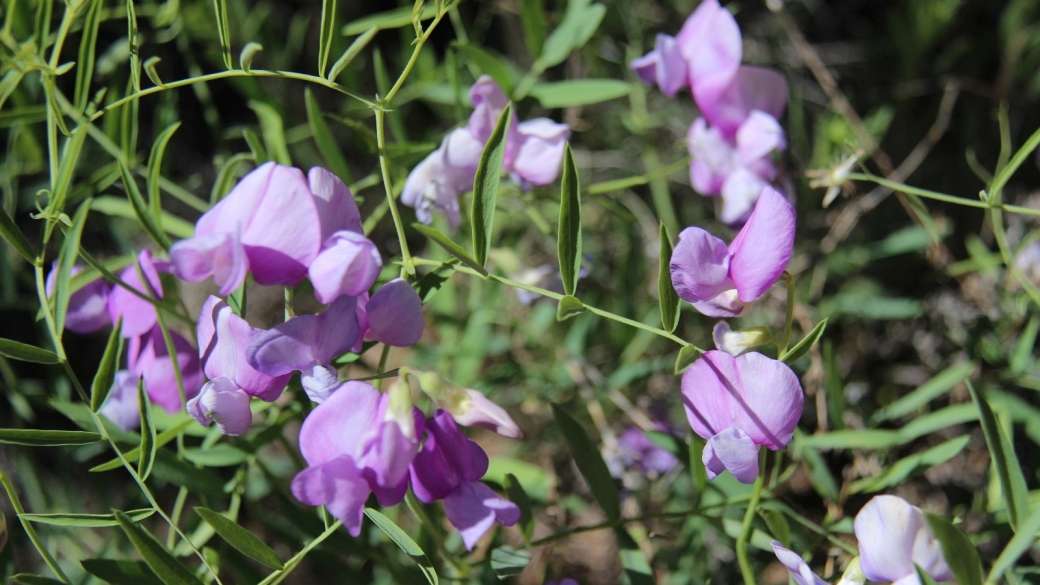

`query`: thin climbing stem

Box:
[374,109,413,276]
[780,272,796,354]
[736,448,767,585]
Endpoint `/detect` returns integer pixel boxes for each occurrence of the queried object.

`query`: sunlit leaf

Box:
[470,104,511,267]
[195,507,283,569]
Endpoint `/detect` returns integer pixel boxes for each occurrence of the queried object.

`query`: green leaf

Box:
[242,127,268,164]
[211,0,232,70]
[74,0,104,111]
[781,318,828,364]
[91,197,195,239]
[210,153,253,203]
[484,457,551,501]
[195,507,283,570]
[674,345,700,374]
[240,42,262,73]
[967,381,1029,531]
[317,0,337,76]
[520,0,546,57]
[470,103,511,267]
[616,529,655,585]
[11,574,66,585]
[915,565,940,585]
[147,122,180,230]
[490,546,531,579]
[528,79,630,108]
[1010,315,1040,375]
[987,503,1040,584]
[849,436,970,494]
[119,158,171,251]
[795,433,839,501]
[148,450,226,497]
[413,223,488,277]
[0,429,102,446]
[503,474,534,544]
[182,445,249,467]
[47,117,90,217]
[557,143,581,296]
[871,361,975,423]
[540,0,606,68]
[759,508,791,547]
[556,294,586,321]
[925,515,983,585]
[305,88,352,183]
[0,338,59,364]
[364,508,438,585]
[454,43,516,96]
[137,378,156,481]
[0,204,35,263]
[658,223,679,333]
[81,559,163,585]
[329,26,377,82]
[90,420,191,472]
[551,404,620,520]
[341,4,435,36]
[55,200,91,334]
[90,319,124,413]
[21,509,154,527]
[689,435,707,493]
[249,101,291,166]
[114,509,204,585]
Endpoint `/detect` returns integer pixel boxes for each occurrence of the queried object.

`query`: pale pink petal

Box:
[771,541,829,585]
[691,290,746,318]
[187,377,253,436]
[198,296,291,401]
[736,111,786,165]
[508,118,570,186]
[468,75,512,143]
[308,166,362,238]
[695,66,789,138]
[297,381,382,466]
[451,390,523,439]
[702,426,759,483]
[727,186,796,301]
[675,0,742,88]
[365,279,424,347]
[669,227,733,304]
[443,481,520,550]
[308,231,382,304]
[731,352,803,449]
[681,350,739,439]
[855,495,924,583]
[169,230,248,295]
[688,117,737,196]
[719,168,768,226]
[291,456,370,537]
[101,371,141,431]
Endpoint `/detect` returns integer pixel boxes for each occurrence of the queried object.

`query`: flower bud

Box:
[187,377,253,436]
[412,370,522,439]
[712,322,771,356]
[385,377,417,442]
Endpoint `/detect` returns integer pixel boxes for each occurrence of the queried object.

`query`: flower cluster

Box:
[773,494,952,585]
[631,0,789,224]
[403,76,571,228]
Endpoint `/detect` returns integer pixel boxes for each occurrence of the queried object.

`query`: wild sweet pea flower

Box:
[170,164,363,295]
[45,263,111,334]
[712,322,771,357]
[670,186,795,317]
[129,325,204,414]
[410,410,520,550]
[248,295,360,403]
[353,278,426,349]
[403,76,570,227]
[411,370,523,439]
[108,249,167,338]
[616,427,679,476]
[771,541,829,585]
[682,350,802,483]
[101,371,142,431]
[292,380,421,536]
[854,495,952,585]
[189,296,292,435]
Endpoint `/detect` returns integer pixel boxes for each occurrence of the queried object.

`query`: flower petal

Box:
[443,481,520,550]
[199,296,291,400]
[365,279,424,346]
[719,168,768,226]
[727,186,796,302]
[133,327,203,414]
[771,541,829,585]
[100,370,142,431]
[736,111,786,165]
[669,227,733,304]
[508,118,571,186]
[169,231,248,295]
[308,166,362,238]
[731,352,803,450]
[681,350,739,440]
[702,426,759,483]
[297,381,382,466]
[308,231,382,304]
[290,456,370,537]
[675,0,742,89]
[187,377,253,436]
[695,66,789,138]
[451,389,524,439]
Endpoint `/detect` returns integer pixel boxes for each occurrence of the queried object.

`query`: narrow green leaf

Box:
[48,119,90,217]
[90,420,191,472]
[556,295,586,321]
[242,128,268,164]
[146,122,180,230]
[0,204,35,263]
[11,574,66,585]
[364,508,439,585]
[539,1,606,68]
[81,559,163,585]
[249,101,291,166]
[91,197,194,239]
[317,0,336,76]
[182,445,248,467]
[21,509,154,527]
[91,318,123,412]
[240,42,262,73]
[341,4,435,35]
[987,504,1040,585]
[551,403,620,520]
[872,361,975,422]
[211,0,232,70]
[305,88,352,183]
[0,508,6,552]
[55,200,91,333]
[966,381,1029,531]
[528,79,630,108]
[759,508,791,547]
[413,223,488,276]
[0,429,101,446]
[557,143,581,296]
[674,345,700,374]
[616,528,655,585]
[143,56,163,87]
[0,339,59,364]
[195,507,283,569]
[925,515,983,585]
[503,474,534,544]
[916,565,940,585]
[74,0,104,111]
[125,0,140,91]
[490,546,530,579]
[471,103,511,267]
[849,436,970,494]
[1010,315,1040,374]
[114,509,204,585]
[118,158,171,250]
[689,435,708,493]
[137,378,156,481]
[519,0,545,57]
[658,223,679,333]
[329,26,377,82]
[781,318,828,364]
[210,153,253,203]
[454,43,515,96]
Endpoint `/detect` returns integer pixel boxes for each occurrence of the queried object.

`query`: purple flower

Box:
[354,278,425,349]
[307,231,382,305]
[100,371,142,431]
[45,263,111,334]
[670,186,795,317]
[712,322,771,357]
[409,410,520,550]
[771,541,829,585]
[292,381,422,536]
[188,377,253,436]
[617,427,678,475]
[247,295,360,403]
[630,34,688,98]
[854,495,951,585]
[682,350,802,483]
[403,76,570,227]
[412,370,523,439]
[108,249,167,338]
[129,326,203,414]
[170,164,362,295]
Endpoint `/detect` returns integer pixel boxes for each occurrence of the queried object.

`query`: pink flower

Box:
[353,278,426,349]
[129,326,203,414]
[682,350,802,483]
[45,263,111,334]
[771,541,828,585]
[108,249,167,338]
[670,187,795,317]
[855,495,952,585]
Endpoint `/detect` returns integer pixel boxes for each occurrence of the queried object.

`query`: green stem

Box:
[848,172,1040,217]
[284,286,294,321]
[257,520,343,585]
[374,109,413,276]
[166,486,189,549]
[405,489,463,577]
[736,448,767,585]
[0,469,72,584]
[374,344,391,390]
[780,273,795,354]
[383,9,448,103]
